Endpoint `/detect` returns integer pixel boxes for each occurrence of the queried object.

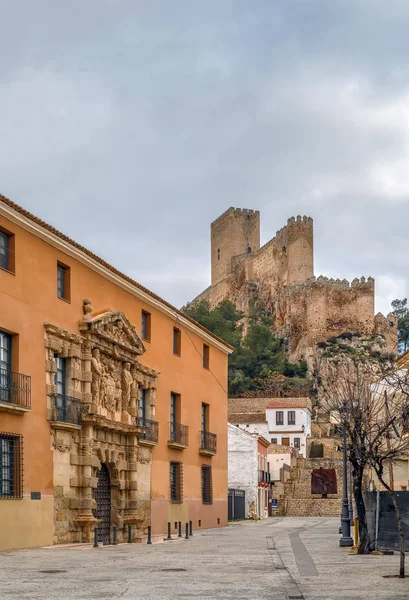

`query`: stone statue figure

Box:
[72,356,82,393]
[121,362,133,413]
[91,348,104,405]
[114,319,128,345]
[105,363,116,412]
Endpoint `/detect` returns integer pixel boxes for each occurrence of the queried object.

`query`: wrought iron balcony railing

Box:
[258,470,271,484]
[0,369,31,408]
[48,394,82,426]
[137,417,159,444]
[168,422,188,448]
[200,430,217,454]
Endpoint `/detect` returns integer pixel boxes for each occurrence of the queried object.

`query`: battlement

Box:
[211,206,260,227]
[287,215,313,225]
[289,275,375,291]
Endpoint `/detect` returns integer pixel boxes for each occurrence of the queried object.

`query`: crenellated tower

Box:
[287,216,314,286]
[211,207,260,286]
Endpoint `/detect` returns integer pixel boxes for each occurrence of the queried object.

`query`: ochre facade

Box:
[194,207,397,361]
[0,194,231,551]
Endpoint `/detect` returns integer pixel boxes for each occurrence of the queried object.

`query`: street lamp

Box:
[339,403,353,547]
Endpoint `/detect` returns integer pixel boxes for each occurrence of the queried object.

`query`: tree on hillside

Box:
[182,299,308,396]
[313,333,395,555]
[391,298,409,353]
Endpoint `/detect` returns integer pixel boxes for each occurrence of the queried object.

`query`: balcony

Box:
[137,417,159,446]
[258,470,271,485]
[199,430,217,456]
[0,369,31,414]
[48,395,82,428]
[167,422,188,450]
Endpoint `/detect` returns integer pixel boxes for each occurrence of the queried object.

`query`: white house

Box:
[265,399,312,457]
[228,424,269,519]
[228,397,312,458]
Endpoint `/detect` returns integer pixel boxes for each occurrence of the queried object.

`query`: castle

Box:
[192,207,397,361]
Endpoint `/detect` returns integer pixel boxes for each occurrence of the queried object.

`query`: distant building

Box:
[228,396,312,457]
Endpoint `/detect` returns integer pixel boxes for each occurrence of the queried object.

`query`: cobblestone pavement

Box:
[0,517,408,599]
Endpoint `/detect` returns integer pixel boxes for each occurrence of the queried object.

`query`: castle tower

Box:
[211,207,260,286]
[287,216,314,285]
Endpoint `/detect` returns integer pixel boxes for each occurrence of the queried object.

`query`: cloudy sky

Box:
[1,0,409,315]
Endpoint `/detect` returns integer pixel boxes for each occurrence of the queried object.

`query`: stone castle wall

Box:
[193,208,397,361]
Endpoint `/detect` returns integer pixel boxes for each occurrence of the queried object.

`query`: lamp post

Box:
[339,404,353,547]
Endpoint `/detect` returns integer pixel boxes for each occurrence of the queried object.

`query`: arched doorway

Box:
[95,464,111,544]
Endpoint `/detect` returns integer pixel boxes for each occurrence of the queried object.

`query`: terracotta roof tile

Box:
[265,398,312,411]
[228,412,267,424]
[0,194,233,352]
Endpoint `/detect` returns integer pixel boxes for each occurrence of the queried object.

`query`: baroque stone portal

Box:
[46,301,158,545]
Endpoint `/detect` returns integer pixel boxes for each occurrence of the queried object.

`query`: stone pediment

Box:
[80,310,145,357]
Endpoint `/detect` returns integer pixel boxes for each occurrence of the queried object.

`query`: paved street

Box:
[0,517,408,600]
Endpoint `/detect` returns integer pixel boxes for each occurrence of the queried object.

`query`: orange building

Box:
[0,194,232,551]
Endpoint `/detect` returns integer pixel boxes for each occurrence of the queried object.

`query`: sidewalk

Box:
[270,516,409,600]
[0,517,408,599]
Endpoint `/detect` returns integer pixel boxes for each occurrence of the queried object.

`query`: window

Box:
[0,232,9,271]
[201,465,213,504]
[276,411,283,425]
[173,327,181,356]
[54,355,67,421]
[288,411,295,425]
[0,331,12,403]
[170,461,182,502]
[0,433,23,499]
[202,403,208,433]
[203,344,210,369]
[294,438,300,450]
[247,246,251,254]
[170,392,178,441]
[57,262,70,301]
[0,228,15,273]
[141,311,151,342]
[217,248,220,261]
[139,388,147,421]
[271,438,277,444]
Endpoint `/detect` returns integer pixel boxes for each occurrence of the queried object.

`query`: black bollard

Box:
[185,522,189,540]
[189,520,193,536]
[127,524,132,543]
[113,526,117,545]
[178,521,182,538]
[93,528,99,548]
[167,522,172,540]
[147,525,152,545]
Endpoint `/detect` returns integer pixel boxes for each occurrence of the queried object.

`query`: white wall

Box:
[267,452,291,481]
[232,422,269,438]
[228,424,258,518]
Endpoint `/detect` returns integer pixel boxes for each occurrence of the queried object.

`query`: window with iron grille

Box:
[271,438,277,444]
[0,433,23,499]
[57,262,70,301]
[170,461,183,502]
[201,465,213,504]
[294,437,300,450]
[287,411,295,425]
[276,411,283,425]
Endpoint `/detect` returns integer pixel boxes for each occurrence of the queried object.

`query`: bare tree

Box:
[313,333,395,555]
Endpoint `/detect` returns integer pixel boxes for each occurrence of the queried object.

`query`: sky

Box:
[1,0,409,315]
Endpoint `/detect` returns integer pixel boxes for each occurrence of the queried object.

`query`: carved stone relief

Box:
[46,302,159,546]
